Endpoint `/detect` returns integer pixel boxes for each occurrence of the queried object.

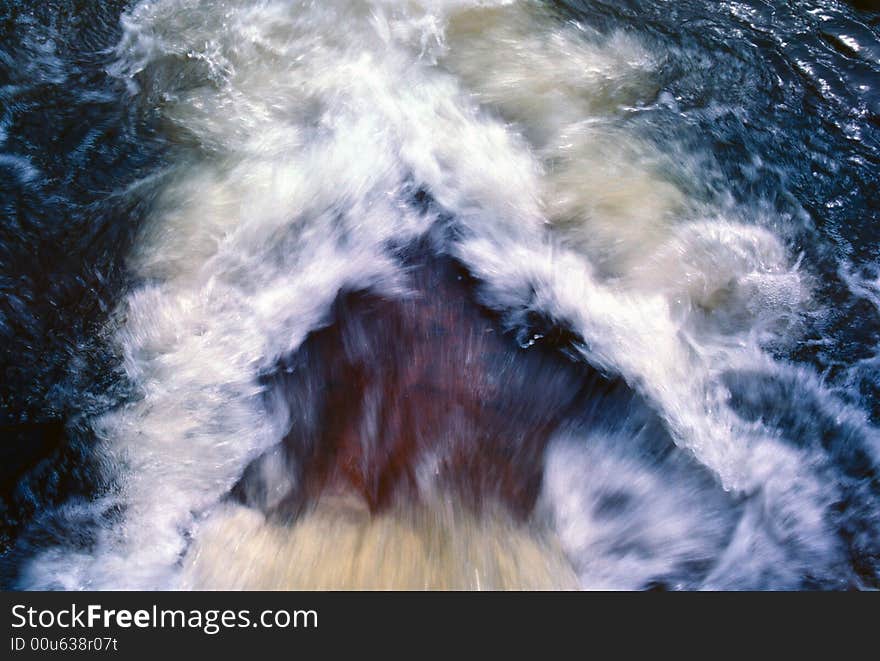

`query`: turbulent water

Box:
[1,0,879,590]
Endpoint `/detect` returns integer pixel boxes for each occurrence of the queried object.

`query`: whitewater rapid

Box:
[10,0,880,589]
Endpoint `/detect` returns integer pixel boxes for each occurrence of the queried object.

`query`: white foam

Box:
[17,0,864,589]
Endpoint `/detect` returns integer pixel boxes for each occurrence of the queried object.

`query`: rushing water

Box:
[1,0,879,590]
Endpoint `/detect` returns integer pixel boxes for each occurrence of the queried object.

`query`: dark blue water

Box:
[1,0,879,589]
[0,0,165,561]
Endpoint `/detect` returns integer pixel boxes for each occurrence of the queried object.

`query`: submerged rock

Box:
[242,246,603,519]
